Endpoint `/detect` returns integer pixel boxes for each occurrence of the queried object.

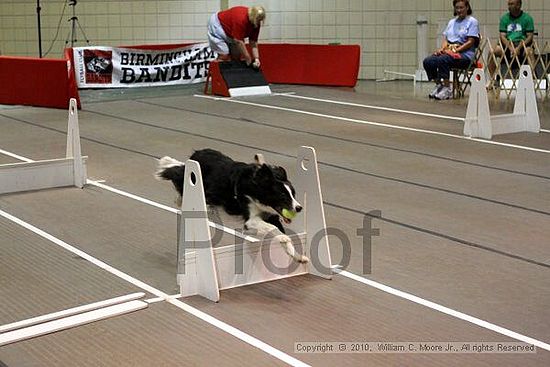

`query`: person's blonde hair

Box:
[248,6,266,27]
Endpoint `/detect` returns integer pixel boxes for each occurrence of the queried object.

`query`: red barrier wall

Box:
[258,44,360,87]
[118,42,361,87]
[0,55,80,109]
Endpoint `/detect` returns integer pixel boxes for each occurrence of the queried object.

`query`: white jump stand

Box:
[176,146,332,302]
[464,65,540,139]
[0,98,87,194]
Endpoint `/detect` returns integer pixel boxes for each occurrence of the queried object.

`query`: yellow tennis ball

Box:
[282,209,297,219]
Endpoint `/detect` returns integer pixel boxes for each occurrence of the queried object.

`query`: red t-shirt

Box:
[217,6,260,42]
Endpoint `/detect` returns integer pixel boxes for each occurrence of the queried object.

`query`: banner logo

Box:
[84,49,113,84]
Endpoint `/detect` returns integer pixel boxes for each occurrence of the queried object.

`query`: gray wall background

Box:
[0,0,548,79]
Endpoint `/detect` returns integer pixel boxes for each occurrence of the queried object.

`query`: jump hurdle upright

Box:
[176,146,332,302]
[463,65,540,139]
[0,98,87,194]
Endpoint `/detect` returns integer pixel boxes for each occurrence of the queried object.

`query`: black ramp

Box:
[219,61,269,88]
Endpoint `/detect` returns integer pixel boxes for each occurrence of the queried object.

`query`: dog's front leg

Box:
[245,216,309,263]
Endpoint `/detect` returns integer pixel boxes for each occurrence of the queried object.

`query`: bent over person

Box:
[207,6,265,69]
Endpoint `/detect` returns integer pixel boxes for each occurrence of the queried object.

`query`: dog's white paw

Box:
[295,254,309,263]
[275,234,309,263]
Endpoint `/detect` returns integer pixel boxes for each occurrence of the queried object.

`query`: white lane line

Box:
[541,129,550,133]
[280,93,465,121]
[0,209,309,367]
[194,92,296,100]
[0,292,145,333]
[168,298,309,367]
[0,208,167,297]
[201,96,550,155]
[0,147,258,243]
[0,149,33,162]
[335,268,550,352]
[89,180,179,213]
[88,180,259,243]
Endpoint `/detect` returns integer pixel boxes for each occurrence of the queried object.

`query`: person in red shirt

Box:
[207,6,265,68]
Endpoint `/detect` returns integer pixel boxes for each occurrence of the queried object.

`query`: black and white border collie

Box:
[155,149,308,263]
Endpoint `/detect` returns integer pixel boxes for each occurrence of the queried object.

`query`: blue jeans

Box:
[423,54,471,81]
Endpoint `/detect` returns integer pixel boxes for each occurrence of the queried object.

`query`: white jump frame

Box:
[176,146,332,302]
[0,98,87,194]
[464,65,540,139]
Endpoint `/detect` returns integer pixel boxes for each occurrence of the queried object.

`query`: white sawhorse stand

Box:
[464,65,540,139]
[0,98,87,194]
[176,146,332,302]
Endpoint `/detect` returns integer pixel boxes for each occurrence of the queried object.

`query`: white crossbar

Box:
[0,292,145,333]
[0,300,147,347]
[228,85,272,97]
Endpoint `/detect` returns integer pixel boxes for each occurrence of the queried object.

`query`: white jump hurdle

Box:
[0,98,87,194]
[464,65,540,139]
[176,146,332,302]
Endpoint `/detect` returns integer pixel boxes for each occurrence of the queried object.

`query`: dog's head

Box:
[250,163,302,223]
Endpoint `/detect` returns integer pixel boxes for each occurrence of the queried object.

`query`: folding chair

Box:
[452,36,485,98]
[486,36,548,99]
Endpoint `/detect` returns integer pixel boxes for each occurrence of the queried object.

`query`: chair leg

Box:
[452,71,459,98]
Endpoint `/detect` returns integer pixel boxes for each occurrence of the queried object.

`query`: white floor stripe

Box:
[335,269,550,352]
[0,292,145,333]
[0,149,33,162]
[0,146,258,244]
[168,298,310,367]
[0,209,167,298]
[200,96,550,155]
[88,180,259,243]
[0,209,308,367]
[281,94,465,121]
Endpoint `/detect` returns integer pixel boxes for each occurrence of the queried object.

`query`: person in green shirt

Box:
[487,0,535,81]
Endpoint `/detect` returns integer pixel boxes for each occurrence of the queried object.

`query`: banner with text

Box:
[72,43,215,88]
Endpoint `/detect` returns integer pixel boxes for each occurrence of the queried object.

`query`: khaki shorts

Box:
[207,13,231,55]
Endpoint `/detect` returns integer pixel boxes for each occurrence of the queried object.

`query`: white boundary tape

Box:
[279,93,466,121]
[334,268,550,352]
[0,208,309,367]
[195,95,550,155]
[2,147,548,352]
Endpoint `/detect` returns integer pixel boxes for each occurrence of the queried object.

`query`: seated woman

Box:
[423,0,479,100]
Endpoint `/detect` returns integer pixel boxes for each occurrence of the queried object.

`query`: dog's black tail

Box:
[155,156,185,196]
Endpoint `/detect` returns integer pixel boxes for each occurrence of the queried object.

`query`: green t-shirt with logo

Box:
[499,11,534,43]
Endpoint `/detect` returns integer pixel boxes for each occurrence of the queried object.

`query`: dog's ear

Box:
[254,153,266,165]
[272,166,288,181]
[255,163,275,182]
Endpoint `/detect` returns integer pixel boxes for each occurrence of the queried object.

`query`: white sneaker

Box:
[434,85,452,100]
[429,84,442,99]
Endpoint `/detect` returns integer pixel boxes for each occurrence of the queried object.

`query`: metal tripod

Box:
[65,0,90,47]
